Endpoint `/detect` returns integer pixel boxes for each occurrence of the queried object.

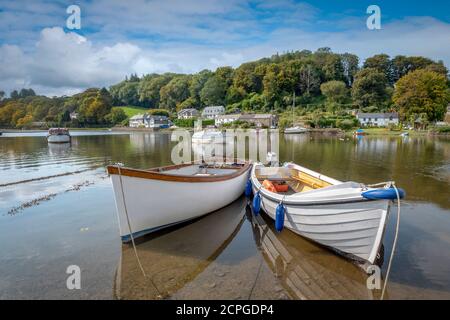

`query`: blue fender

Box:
[275,203,285,232]
[252,192,261,215]
[245,179,252,197]
[362,188,405,200]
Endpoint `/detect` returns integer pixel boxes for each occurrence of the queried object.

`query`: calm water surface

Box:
[0,131,449,299]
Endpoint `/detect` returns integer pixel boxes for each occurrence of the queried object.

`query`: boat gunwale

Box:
[251,163,380,206]
[107,161,252,183]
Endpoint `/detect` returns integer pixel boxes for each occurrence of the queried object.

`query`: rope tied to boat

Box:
[360,180,403,299]
[115,162,163,298]
[380,182,401,300]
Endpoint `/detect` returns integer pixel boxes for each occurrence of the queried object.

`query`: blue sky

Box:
[1,0,449,96]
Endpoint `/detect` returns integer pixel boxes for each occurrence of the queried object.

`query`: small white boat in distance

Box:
[47,128,71,143]
[107,161,252,242]
[250,162,405,264]
[284,126,308,134]
[192,129,224,144]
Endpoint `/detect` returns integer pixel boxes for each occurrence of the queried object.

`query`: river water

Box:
[0,131,449,299]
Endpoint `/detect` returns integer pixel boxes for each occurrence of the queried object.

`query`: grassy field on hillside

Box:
[113,106,149,118]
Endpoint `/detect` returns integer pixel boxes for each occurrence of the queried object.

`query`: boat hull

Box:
[110,165,250,242]
[284,128,307,134]
[252,185,389,264]
[47,134,71,143]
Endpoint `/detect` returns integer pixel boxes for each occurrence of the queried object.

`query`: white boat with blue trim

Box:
[107,161,251,242]
[249,162,404,264]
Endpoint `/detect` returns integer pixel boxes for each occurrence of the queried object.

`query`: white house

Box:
[215,114,241,126]
[146,115,169,128]
[129,114,169,128]
[129,114,145,127]
[357,112,399,127]
[178,108,199,119]
[69,112,78,120]
[201,106,225,119]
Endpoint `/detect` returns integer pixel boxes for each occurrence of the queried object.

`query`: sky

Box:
[0,0,449,96]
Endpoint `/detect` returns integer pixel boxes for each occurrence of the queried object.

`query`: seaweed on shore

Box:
[7,180,94,215]
[8,193,57,215]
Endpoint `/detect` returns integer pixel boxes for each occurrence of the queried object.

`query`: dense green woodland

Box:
[0,48,448,129]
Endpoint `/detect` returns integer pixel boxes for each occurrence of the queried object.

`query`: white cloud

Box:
[0,2,449,97]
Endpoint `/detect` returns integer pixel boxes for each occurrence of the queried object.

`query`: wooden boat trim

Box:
[107,162,251,183]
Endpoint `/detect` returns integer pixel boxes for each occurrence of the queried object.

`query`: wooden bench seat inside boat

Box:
[150,163,244,176]
[255,166,331,193]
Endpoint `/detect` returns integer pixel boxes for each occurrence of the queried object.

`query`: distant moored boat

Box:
[47,128,71,143]
[284,126,308,134]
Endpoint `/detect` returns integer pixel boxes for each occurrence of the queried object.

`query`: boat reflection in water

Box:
[246,207,385,300]
[114,197,246,299]
[115,196,387,300]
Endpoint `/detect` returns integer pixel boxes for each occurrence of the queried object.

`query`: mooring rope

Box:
[380,182,401,300]
[248,249,264,300]
[116,163,163,297]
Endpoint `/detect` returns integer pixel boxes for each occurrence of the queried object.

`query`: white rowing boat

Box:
[250,162,405,264]
[107,161,251,242]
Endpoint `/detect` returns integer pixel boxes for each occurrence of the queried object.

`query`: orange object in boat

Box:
[273,183,289,192]
[262,180,277,193]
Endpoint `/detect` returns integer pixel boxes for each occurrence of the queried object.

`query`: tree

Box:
[117,82,139,106]
[200,76,227,106]
[16,114,33,128]
[322,54,345,82]
[320,81,348,104]
[232,62,263,94]
[159,76,191,110]
[138,73,175,107]
[262,64,282,103]
[0,90,5,100]
[57,110,71,125]
[340,53,359,86]
[19,88,36,98]
[299,64,320,95]
[77,88,112,124]
[10,90,19,99]
[178,97,197,111]
[393,69,449,122]
[189,70,212,106]
[215,66,234,87]
[391,55,448,83]
[105,108,127,125]
[351,68,389,109]
[363,54,393,84]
